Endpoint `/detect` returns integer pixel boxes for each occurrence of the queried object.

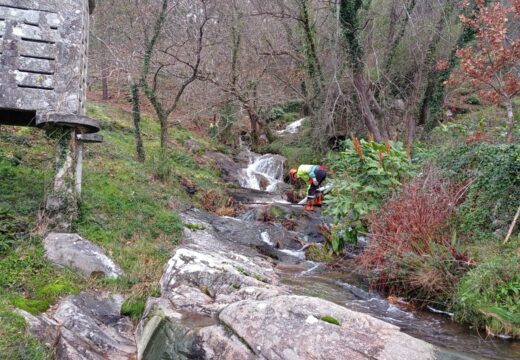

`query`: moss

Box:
[200,286,211,297]
[185,223,205,231]
[235,266,250,277]
[269,206,286,221]
[320,315,341,326]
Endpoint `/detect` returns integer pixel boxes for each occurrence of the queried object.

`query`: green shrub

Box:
[268,107,285,122]
[454,251,520,338]
[437,143,520,241]
[150,150,173,182]
[281,99,305,113]
[324,139,416,253]
[466,94,481,105]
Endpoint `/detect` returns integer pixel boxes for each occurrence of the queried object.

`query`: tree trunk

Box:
[420,3,477,132]
[506,97,515,144]
[101,65,109,101]
[247,109,259,144]
[45,127,78,231]
[405,112,416,157]
[159,115,169,150]
[130,83,145,162]
[299,0,323,107]
[353,72,383,142]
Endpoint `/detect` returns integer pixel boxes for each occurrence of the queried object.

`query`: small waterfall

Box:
[239,153,286,192]
[276,118,307,135]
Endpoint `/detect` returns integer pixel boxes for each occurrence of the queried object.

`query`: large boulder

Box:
[18,292,136,360]
[160,239,286,316]
[215,295,438,360]
[205,151,245,185]
[44,233,123,278]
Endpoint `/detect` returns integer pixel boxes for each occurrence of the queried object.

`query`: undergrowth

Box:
[360,166,469,307]
[454,245,520,338]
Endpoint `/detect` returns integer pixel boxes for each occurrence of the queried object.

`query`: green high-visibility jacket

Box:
[296,165,319,187]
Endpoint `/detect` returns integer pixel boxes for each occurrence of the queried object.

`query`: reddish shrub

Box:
[359,166,470,305]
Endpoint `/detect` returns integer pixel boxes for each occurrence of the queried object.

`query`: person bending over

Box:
[289,165,327,211]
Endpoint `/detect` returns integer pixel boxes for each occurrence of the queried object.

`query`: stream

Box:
[235,139,520,360]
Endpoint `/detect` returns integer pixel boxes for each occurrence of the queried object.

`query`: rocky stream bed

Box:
[16,146,520,360]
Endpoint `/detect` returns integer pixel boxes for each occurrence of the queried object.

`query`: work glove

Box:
[312,178,319,186]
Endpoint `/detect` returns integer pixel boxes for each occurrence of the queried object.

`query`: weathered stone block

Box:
[0,0,99,133]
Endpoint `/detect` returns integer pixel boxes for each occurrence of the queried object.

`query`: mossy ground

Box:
[0,102,228,358]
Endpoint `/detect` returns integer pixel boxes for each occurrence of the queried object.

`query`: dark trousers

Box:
[308,168,327,198]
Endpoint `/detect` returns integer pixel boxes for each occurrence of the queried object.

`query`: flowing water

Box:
[276,118,307,134]
[238,151,286,192]
[236,151,520,360]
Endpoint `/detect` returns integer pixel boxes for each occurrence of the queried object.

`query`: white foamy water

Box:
[261,232,273,246]
[239,153,286,192]
[277,118,307,134]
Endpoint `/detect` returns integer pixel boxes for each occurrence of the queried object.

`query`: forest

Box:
[0,0,519,359]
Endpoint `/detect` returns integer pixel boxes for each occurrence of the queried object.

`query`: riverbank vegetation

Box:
[323,114,520,337]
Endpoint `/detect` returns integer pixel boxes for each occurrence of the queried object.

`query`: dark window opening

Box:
[0,108,37,127]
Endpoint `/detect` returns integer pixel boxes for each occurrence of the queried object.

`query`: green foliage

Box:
[454,250,520,337]
[325,139,415,253]
[185,223,205,231]
[150,150,173,182]
[437,143,520,240]
[260,127,320,169]
[320,315,341,326]
[0,245,82,314]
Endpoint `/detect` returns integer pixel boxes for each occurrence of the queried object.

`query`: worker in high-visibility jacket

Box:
[289,165,327,211]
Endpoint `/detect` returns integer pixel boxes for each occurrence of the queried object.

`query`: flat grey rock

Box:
[44,232,123,279]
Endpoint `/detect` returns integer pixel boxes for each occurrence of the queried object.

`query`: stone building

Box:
[0,0,100,230]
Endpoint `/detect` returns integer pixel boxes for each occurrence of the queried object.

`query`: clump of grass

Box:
[305,244,333,263]
[121,294,147,321]
[454,249,520,338]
